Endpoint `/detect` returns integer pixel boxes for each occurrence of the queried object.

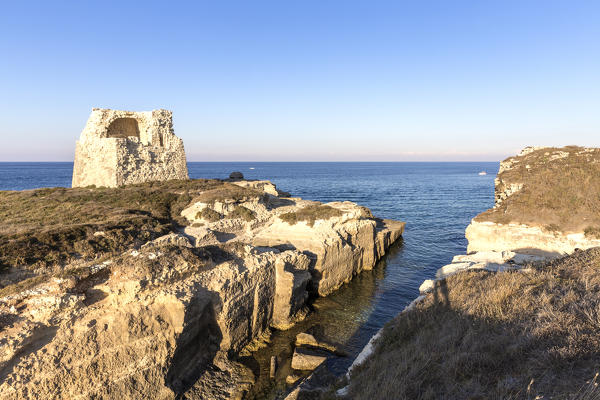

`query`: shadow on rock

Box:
[165,292,223,396]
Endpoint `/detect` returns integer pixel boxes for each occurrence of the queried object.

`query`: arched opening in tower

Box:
[106,118,140,139]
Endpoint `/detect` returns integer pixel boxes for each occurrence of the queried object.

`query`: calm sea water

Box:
[0,161,497,397]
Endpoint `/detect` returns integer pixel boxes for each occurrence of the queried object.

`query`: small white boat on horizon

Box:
[478,171,487,175]
[249,167,255,170]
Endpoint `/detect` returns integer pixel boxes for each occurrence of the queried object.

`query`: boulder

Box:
[291,348,328,370]
[286,374,302,384]
[419,279,435,294]
[295,332,339,353]
[229,171,244,180]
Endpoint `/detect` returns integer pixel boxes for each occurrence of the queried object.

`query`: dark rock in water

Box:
[229,171,244,180]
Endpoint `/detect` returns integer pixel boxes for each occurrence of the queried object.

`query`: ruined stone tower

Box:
[72,108,189,188]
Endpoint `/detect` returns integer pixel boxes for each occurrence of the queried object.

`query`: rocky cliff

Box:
[467,145,600,256]
[422,145,600,294]
[0,179,403,399]
[340,146,600,399]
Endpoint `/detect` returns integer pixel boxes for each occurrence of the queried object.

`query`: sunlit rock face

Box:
[467,145,600,256]
[72,108,188,188]
[0,179,404,400]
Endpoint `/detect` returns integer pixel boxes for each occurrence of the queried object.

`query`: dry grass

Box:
[348,248,600,399]
[585,227,600,240]
[279,204,344,227]
[477,146,600,233]
[0,179,223,279]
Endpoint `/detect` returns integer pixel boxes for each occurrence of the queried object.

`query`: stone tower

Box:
[72,108,189,188]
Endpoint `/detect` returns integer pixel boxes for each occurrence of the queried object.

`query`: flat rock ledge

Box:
[0,180,403,400]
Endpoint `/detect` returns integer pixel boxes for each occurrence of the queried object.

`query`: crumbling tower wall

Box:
[72,108,189,187]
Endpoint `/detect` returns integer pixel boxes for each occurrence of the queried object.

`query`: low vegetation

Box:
[348,248,600,399]
[226,205,256,222]
[193,184,263,205]
[279,203,344,227]
[196,207,222,222]
[584,226,600,239]
[0,179,224,280]
[476,146,600,233]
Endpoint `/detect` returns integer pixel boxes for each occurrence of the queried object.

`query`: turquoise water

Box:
[0,161,497,397]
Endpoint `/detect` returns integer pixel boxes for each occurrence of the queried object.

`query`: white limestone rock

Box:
[72,108,188,188]
[419,279,435,294]
[466,220,600,256]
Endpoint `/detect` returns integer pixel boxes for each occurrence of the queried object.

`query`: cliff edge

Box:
[0,179,403,400]
[467,145,600,255]
[342,146,600,399]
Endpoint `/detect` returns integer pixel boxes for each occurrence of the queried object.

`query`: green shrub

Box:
[196,208,222,222]
[225,205,256,222]
[194,184,262,204]
[279,204,344,227]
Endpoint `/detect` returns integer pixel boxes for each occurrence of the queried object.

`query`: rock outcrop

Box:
[341,145,600,397]
[466,220,600,255]
[0,179,404,399]
[468,145,600,256]
[180,181,405,297]
[72,108,188,188]
[427,145,600,292]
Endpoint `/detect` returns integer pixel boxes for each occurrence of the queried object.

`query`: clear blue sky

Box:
[1,1,599,161]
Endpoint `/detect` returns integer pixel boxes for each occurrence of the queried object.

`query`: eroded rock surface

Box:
[469,145,600,256]
[466,220,600,255]
[0,179,404,399]
[72,108,188,188]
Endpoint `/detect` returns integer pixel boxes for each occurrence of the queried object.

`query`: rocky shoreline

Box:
[0,179,404,400]
[337,146,600,399]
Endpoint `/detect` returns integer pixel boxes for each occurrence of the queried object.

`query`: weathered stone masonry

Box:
[72,108,189,188]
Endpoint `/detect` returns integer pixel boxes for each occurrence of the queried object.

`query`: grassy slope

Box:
[0,179,223,281]
[348,248,600,399]
[476,146,600,234]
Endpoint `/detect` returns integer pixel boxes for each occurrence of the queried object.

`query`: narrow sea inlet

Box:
[0,161,497,398]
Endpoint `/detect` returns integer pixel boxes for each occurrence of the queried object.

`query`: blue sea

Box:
[0,161,497,397]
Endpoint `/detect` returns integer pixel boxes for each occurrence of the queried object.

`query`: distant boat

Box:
[249,167,255,170]
[478,171,487,175]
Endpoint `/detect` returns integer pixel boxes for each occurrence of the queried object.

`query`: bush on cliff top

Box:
[0,179,223,279]
[279,203,344,227]
[476,146,600,232]
[196,207,222,222]
[226,205,256,222]
[347,248,600,399]
[193,183,263,205]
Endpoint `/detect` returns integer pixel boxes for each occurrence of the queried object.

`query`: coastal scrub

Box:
[0,179,222,280]
[279,204,344,227]
[347,248,600,399]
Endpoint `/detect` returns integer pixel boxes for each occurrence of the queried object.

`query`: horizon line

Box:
[0,159,503,163]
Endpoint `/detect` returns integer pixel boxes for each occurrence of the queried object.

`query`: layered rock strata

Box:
[466,221,600,255]
[0,179,404,399]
